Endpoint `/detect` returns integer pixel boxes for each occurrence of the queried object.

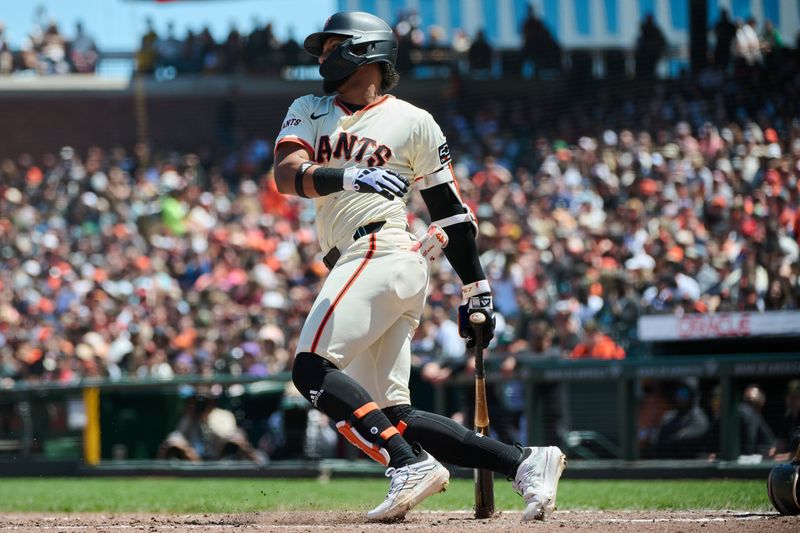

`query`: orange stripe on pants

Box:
[310,234,377,353]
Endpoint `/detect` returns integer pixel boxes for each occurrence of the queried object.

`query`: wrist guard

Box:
[295,161,313,198]
[312,166,346,196]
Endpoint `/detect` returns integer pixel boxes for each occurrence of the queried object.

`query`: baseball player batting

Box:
[273,11,565,522]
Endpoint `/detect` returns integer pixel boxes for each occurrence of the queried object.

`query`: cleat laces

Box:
[384,466,409,499]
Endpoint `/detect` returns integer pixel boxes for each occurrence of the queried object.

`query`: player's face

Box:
[320,36,346,64]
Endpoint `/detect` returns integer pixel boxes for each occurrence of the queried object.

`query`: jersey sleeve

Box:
[275,95,316,158]
[410,112,452,179]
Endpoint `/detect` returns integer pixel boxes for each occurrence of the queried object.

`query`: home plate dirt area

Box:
[0,511,795,533]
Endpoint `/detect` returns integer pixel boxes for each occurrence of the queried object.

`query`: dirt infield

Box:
[0,511,796,532]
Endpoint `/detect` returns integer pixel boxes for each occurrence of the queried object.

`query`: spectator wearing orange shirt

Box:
[570,321,625,360]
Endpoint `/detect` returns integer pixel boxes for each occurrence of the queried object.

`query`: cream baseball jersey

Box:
[275,94,452,252]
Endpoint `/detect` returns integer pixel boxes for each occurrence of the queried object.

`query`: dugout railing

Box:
[0,374,289,465]
[434,352,800,463]
[0,353,798,470]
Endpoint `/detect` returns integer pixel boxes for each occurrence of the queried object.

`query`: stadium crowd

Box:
[1,54,799,376]
[1,8,796,79]
[0,18,98,75]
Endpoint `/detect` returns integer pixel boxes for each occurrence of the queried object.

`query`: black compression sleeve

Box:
[439,224,486,285]
[312,167,345,196]
[420,184,486,285]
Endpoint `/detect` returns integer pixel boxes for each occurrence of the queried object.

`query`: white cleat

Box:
[367,449,450,522]
[512,446,566,521]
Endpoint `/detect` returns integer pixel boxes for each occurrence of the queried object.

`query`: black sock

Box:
[462,428,524,478]
[387,406,523,477]
[511,446,532,477]
[358,410,417,468]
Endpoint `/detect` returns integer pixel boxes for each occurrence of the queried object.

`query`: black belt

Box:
[322,221,386,270]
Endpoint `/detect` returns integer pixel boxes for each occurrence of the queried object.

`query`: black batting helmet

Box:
[304,11,398,81]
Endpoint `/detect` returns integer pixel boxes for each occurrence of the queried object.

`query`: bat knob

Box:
[470,312,486,325]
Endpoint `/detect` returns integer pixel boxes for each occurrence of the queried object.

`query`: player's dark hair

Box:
[381,63,400,93]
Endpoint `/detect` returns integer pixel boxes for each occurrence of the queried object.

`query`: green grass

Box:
[0,478,771,513]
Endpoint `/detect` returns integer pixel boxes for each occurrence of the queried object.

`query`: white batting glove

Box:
[343,167,409,200]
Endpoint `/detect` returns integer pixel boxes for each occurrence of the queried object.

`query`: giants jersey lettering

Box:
[276,94,449,252]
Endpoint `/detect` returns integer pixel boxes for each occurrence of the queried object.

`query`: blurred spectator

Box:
[157,393,265,463]
[156,22,182,73]
[417,306,466,385]
[634,14,667,79]
[713,9,736,69]
[761,20,784,54]
[19,29,41,72]
[0,22,12,75]
[734,17,762,66]
[552,301,582,355]
[637,380,671,453]
[739,384,777,457]
[136,18,159,74]
[276,28,302,68]
[468,29,492,76]
[761,20,785,73]
[259,383,337,460]
[220,24,244,74]
[704,384,777,460]
[40,20,69,74]
[520,4,560,77]
[649,383,710,459]
[569,320,625,360]
[248,22,280,73]
[69,21,98,74]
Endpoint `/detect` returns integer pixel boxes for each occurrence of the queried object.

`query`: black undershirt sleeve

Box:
[419,183,486,286]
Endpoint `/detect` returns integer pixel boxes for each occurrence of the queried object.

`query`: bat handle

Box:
[469,310,488,368]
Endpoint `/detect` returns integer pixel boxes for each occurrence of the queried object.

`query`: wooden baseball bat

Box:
[470,311,494,519]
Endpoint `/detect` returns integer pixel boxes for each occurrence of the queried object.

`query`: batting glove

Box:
[458,293,495,350]
[343,167,409,200]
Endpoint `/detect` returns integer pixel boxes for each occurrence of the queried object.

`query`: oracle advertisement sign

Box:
[637,311,800,341]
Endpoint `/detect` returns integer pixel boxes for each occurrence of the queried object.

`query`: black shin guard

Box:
[383,405,523,477]
[292,353,416,467]
[292,352,370,419]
